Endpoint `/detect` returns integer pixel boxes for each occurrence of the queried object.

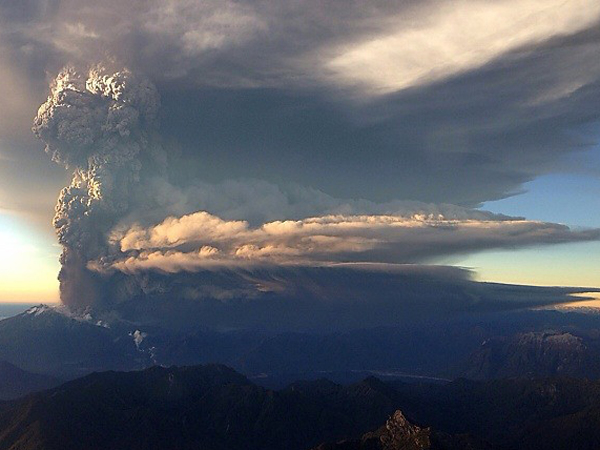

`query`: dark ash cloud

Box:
[95,264,599,332]
[32,63,600,315]
[0,0,599,205]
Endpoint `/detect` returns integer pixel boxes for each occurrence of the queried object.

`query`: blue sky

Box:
[463,151,600,287]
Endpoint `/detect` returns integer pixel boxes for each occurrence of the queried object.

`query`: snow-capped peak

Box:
[25,304,58,317]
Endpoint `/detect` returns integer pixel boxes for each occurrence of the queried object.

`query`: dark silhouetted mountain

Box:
[516,404,600,450]
[3,365,600,449]
[0,361,60,400]
[461,331,600,379]
[0,365,400,450]
[389,377,600,450]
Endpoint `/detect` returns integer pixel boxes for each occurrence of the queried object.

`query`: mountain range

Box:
[0,365,400,450]
[2,364,600,449]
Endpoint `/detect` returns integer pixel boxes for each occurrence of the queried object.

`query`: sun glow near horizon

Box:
[0,217,60,303]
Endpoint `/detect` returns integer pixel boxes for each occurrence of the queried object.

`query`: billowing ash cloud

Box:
[33,66,600,319]
[32,66,166,309]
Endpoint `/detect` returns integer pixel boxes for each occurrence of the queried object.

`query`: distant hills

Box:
[461,330,600,379]
[3,304,600,383]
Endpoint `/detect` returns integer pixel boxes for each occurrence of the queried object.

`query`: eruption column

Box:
[33,66,163,310]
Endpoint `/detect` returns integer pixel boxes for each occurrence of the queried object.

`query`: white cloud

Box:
[98,210,600,273]
[325,0,600,93]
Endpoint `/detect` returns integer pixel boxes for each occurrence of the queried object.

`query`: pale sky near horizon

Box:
[0,0,599,304]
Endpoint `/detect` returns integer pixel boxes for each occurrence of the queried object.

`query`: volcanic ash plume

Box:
[31,66,600,325]
[33,66,165,310]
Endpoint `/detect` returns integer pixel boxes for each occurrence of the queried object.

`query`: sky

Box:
[0,0,599,308]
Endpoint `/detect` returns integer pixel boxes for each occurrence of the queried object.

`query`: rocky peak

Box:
[380,410,431,449]
[313,409,434,450]
[364,410,431,450]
